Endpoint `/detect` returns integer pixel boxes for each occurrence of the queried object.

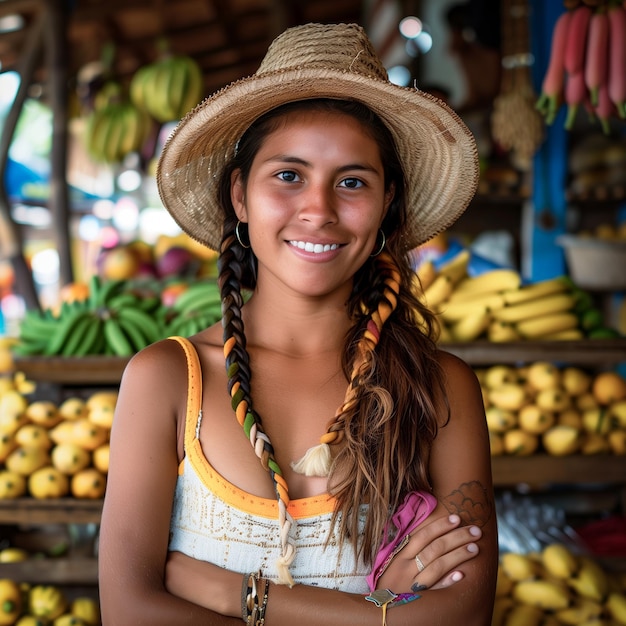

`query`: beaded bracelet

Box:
[242,571,270,625]
[365,589,422,626]
[256,577,270,625]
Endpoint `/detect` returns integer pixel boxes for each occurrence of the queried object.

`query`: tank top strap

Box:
[168,336,203,457]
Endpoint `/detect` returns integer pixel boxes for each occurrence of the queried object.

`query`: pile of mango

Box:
[0,578,99,626]
[494,544,626,625]
[479,362,626,457]
[0,379,114,499]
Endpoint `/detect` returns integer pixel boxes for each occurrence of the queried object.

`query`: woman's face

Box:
[231,109,395,299]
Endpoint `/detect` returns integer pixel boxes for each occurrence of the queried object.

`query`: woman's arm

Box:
[164,351,498,625]
[98,339,241,625]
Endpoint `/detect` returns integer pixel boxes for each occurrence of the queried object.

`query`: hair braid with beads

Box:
[219,213,297,587]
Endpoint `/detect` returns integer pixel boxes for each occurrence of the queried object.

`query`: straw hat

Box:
[157,22,479,252]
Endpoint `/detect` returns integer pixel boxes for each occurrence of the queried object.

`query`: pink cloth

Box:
[366,491,438,591]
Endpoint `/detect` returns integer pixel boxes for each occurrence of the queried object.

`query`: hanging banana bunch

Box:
[84,82,153,165]
[129,54,204,124]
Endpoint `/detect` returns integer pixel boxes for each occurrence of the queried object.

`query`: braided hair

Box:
[217,98,447,577]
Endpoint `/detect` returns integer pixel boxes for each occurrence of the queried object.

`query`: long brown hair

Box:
[217,99,448,566]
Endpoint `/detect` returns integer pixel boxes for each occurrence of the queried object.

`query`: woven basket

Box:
[557,235,626,291]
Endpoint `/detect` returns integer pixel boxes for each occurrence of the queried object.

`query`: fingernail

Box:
[448,514,460,524]
[451,571,463,581]
[469,526,481,537]
[467,543,478,553]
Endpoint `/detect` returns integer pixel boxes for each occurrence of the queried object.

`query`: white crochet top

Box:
[167,338,370,593]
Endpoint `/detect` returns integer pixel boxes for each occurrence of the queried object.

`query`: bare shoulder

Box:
[435,349,479,385]
[434,349,483,415]
[120,337,189,390]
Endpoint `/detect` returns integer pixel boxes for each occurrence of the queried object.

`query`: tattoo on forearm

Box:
[441,480,493,527]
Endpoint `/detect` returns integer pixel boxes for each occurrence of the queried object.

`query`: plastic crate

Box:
[557,235,626,291]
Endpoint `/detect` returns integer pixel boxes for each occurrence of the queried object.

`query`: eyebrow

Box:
[266,155,382,176]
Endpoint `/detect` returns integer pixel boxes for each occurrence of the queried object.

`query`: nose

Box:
[297,182,338,226]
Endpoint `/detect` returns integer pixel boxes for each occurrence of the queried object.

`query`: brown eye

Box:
[277,170,298,182]
[340,177,363,189]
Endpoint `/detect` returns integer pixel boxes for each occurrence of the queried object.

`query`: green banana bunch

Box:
[14,276,170,358]
[91,276,167,356]
[85,100,151,164]
[166,280,222,337]
[14,309,61,356]
[15,299,102,358]
[129,55,204,123]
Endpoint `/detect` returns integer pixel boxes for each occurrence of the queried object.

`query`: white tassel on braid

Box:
[291,252,401,477]
[291,440,333,477]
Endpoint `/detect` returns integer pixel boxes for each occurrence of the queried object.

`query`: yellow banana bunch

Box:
[500,552,539,582]
[409,247,621,341]
[542,543,579,579]
[130,55,204,123]
[568,557,610,602]
[492,292,576,324]
[451,268,522,299]
[495,547,626,625]
[606,592,626,625]
[516,312,580,339]
[555,598,603,624]
[85,100,151,164]
[512,578,571,611]
[501,603,545,626]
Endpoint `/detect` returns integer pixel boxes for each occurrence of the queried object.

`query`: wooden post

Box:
[0,5,44,311]
[45,0,74,287]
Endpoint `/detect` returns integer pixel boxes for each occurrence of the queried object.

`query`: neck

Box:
[242,291,353,358]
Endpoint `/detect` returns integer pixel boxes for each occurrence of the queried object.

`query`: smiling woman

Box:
[229,105,394,298]
[98,22,497,626]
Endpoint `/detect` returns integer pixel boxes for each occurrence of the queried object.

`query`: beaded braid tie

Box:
[221,231,296,587]
[223,335,296,587]
[291,251,401,478]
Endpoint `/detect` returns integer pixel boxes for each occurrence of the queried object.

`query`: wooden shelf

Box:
[0,498,103,524]
[0,558,98,585]
[442,338,626,366]
[13,339,626,386]
[13,355,129,385]
[491,455,626,487]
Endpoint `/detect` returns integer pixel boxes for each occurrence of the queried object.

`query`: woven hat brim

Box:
[157,67,479,252]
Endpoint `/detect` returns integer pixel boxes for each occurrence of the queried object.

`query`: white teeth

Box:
[289,241,339,253]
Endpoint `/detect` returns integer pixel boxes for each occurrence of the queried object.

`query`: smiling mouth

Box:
[289,241,340,253]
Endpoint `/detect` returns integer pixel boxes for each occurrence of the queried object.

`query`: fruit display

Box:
[0,577,99,625]
[413,249,621,343]
[13,275,221,358]
[480,362,626,457]
[129,54,204,123]
[494,543,626,625]
[568,135,626,200]
[83,82,152,165]
[536,1,626,132]
[97,234,217,282]
[0,387,115,500]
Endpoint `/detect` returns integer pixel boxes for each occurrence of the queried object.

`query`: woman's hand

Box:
[376,512,482,593]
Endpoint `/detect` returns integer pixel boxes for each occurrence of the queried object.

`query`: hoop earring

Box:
[235,220,250,249]
[370,230,386,257]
